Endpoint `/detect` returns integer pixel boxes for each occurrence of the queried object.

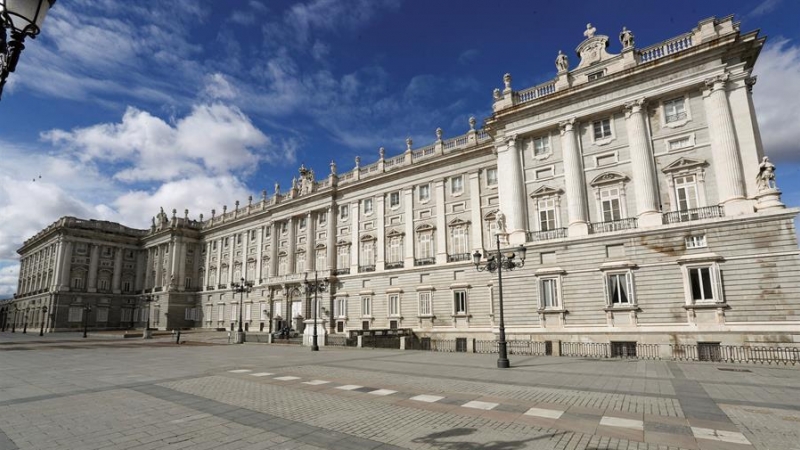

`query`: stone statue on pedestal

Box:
[555,50,569,73]
[619,27,635,49]
[495,210,507,234]
[757,156,777,192]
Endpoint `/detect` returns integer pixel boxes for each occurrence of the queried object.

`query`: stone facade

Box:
[6,16,800,347]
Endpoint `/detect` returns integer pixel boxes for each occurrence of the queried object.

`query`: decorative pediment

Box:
[386,229,404,238]
[277,251,287,257]
[662,157,707,174]
[360,234,376,242]
[415,223,435,232]
[295,248,306,254]
[336,239,351,247]
[575,24,616,70]
[483,210,498,220]
[314,243,326,250]
[590,171,629,187]
[530,185,564,199]
[447,218,470,227]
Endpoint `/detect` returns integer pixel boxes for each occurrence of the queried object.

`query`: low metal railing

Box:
[331,268,350,276]
[414,257,436,267]
[325,335,347,347]
[447,253,472,263]
[526,228,567,242]
[662,205,724,224]
[589,218,638,234]
[385,261,404,269]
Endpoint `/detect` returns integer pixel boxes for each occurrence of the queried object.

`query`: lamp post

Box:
[81,304,92,338]
[472,234,527,369]
[141,295,154,339]
[11,305,16,332]
[22,306,28,333]
[304,271,329,352]
[0,0,57,99]
[231,277,253,344]
[38,305,47,336]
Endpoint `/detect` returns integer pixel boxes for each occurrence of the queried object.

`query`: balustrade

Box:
[588,218,638,234]
[526,228,568,242]
[662,205,724,224]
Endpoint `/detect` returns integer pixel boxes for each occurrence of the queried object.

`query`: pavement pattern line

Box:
[0,426,19,450]
[130,383,405,450]
[224,368,755,449]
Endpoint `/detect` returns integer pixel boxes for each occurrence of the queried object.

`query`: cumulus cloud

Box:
[42,104,271,182]
[753,39,800,163]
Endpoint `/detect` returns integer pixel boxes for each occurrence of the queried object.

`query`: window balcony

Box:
[414,257,436,266]
[359,265,376,273]
[385,261,404,270]
[526,228,567,242]
[206,285,214,291]
[217,283,227,289]
[332,268,350,276]
[589,218,638,234]
[447,253,472,263]
[154,286,163,292]
[665,111,688,123]
[662,205,724,224]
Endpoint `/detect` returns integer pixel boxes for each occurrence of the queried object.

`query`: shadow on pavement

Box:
[411,427,564,449]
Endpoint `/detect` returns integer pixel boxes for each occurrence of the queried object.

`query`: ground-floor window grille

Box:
[611,341,637,358]
[698,342,722,361]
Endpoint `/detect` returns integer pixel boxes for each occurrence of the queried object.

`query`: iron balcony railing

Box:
[217,284,227,289]
[589,218,638,234]
[526,228,567,242]
[414,257,436,267]
[665,111,688,123]
[662,205,724,224]
[358,265,376,273]
[331,268,350,276]
[447,253,472,263]
[385,261,404,270]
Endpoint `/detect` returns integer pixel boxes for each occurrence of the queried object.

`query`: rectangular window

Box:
[664,97,686,123]
[337,246,349,269]
[674,175,699,211]
[418,233,434,259]
[600,188,622,222]
[486,168,498,186]
[685,235,707,249]
[224,237,229,247]
[237,234,242,245]
[278,256,287,276]
[389,192,400,208]
[419,292,432,316]
[418,184,430,202]
[68,306,83,322]
[689,267,715,302]
[538,198,556,231]
[98,279,109,291]
[213,240,218,250]
[274,301,283,318]
[121,308,132,323]
[295,253,305,274]
[453,290,467,314]
[318,212,327,225]
[593,119,612,140]
[668,137,691,151]
[316,249,327,270]
[535,167,554,179]
[217,305,225,321]
[588,70,604,81]
[533,136,550,157]
[388,237,402,263]
[264,227,271,238]
[251,230,257,240]
[259,302,266,320]
[361,296,372,316]
[540,278,559,308]
[245,303,252,321]
[606,272,633,305]
[298,218,306,230]
[451,227,468,255]
[361,242,375,266]
[339,205,349,220]
[72,277,84,289]
[451,175,464,195]
[388,294,400,316]
[184,277,192,289]
[336,298,347,318]
[362,198,373,215]
[230,304,238,321]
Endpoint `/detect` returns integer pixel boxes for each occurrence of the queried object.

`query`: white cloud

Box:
[42,104,271,182]
[753,39,800,163]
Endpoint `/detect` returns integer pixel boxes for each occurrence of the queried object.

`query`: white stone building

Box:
[6,16,800,352]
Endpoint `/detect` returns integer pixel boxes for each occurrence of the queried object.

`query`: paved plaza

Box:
[1,332,799,450]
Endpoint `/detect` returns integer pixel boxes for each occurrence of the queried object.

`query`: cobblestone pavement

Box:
[1,331,799,449]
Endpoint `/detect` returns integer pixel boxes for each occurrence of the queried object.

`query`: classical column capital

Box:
[623,98,646,118]
[704,73,729,93]
[558,118,576,135]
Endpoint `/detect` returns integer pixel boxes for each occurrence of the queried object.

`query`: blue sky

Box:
[1,0,799,297]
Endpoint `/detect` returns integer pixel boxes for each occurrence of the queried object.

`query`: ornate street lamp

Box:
[231,277,253,344]
[0,0,57,99]
[472,234,527,369]
[304,271,329,352]
[22,306,28,333]
[81,304,92,338]
[38,305,47,336]
[141,295,154,339]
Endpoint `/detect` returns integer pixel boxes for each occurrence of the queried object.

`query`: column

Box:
[469,171,483,251]
[135,250,145,291]
[287,218,296,274]
[191,243,201,290]
[495,135,529,244]
[157,244,165,288]
[51,239,63,291]
[624,98,661,227]
[216,238,223,285]
[559,119,589,236]
[256,227,264,283]
[376,196,385,271]
[703,74,749,215]
[434,180,447,264]
[227,237,235,284]
[87,244,100,292]
[111,247,123,293]
[327,206,336,272]
[306,212,315,272]
[203,243,212,289]
[403,188,414,267]
[242,231,249,282]
[177,240,188,290]
[269,223,278,277]
[350,202,360,272]
[144,247,154,290]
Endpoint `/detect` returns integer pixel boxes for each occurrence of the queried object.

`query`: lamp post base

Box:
[235,331,246,344]
[497,358,510,369]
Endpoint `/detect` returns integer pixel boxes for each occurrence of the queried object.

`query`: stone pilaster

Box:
[495,135,528,244]
[435,180,447,264]
[112,247,123,293]
[703,74,751,215]
[559,119,589,236]
[269,223,278,277]
[87,244,100,292]
[287,218,297,274]
[376,197,385,271]
[403,188,414,267]
[306,211,315,272]
[51,239,63,291]
[624,98,661,227]
[350,203,360,272]
[256,227,263,283]
[326,206,336,272]
[216,238,223,285]
[469,171,483,252]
